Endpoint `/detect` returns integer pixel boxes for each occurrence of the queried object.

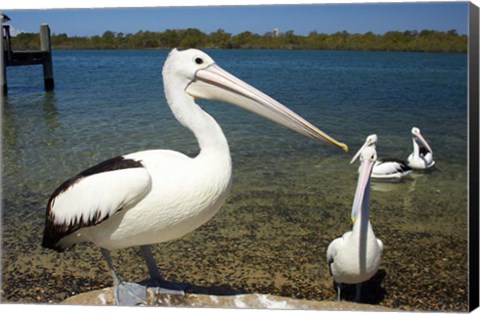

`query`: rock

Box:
[61,287,394,311]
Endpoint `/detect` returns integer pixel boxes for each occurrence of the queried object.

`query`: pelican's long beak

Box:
[351,151,375,223]
[415,132,433,155]
[350,142,369,165]
[186,63,348,152]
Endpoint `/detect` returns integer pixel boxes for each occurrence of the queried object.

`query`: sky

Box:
[0,1,471,37]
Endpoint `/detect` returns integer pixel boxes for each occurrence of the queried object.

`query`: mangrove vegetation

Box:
[10,28,467,53]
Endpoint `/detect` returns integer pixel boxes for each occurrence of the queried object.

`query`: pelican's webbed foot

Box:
[114,281,148,306]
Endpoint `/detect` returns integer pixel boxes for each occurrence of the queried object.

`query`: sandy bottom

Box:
[1,154,469,311]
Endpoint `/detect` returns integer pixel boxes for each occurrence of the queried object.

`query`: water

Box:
[1,50,468,310]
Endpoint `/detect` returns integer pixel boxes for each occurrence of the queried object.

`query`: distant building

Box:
[273,28,279,38]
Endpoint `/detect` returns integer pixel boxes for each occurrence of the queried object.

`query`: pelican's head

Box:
[411,127,420,136]
[163,49,216,88]
[351,145,377,223]
[350,134,377,164]
[411,127,432,153]
[162,48,348,152]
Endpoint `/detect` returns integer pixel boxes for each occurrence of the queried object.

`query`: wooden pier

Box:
[1,20,54,96]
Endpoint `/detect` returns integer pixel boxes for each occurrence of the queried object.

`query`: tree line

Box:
[10,28,467,53]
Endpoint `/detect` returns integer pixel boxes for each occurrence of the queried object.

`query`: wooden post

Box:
[4,24,12,62]
[40,24,54,91]
[1,24,6,96]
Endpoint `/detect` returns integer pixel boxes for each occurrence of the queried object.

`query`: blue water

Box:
[2,50,468,192]
[1,49,468,309]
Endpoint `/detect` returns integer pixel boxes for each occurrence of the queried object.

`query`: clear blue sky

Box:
[2,2,469,37]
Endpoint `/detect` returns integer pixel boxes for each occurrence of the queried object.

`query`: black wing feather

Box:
[42,156,144,251]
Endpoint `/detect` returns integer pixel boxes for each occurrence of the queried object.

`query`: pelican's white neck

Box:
[352,177,372,239]
[412,138,420,158]
[163,73,230,157]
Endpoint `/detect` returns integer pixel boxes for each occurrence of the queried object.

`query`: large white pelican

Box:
[42,49,348,305]
[407,127,434,170]
[327,144,383,302]
[351,134,411,182]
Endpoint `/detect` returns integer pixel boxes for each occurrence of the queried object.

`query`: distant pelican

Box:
[42,49,348,306]
[407,127,434,169]
[351,134,411,182]
[327,145,383,302]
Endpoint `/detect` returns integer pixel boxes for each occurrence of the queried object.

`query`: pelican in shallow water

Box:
[407,127,434,170]
[42,48,348,305]
[327,144,383,302]
[351,134,411,182]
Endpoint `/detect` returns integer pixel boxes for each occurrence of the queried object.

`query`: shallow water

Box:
[1,49,468,310]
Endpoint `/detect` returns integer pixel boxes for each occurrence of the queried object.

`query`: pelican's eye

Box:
[194,57,204,65]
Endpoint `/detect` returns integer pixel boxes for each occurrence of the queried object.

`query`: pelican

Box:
[42,48,348,306]
[351,134,411,182]
[407,127,434,169]
[327,145,383,302]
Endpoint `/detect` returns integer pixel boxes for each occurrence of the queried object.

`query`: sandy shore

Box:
[1,158,469,311]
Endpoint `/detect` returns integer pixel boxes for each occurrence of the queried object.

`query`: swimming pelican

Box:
[351,134,411,182]
[407,127,434,169]
[42,48,348,305]
[327,144,383,302]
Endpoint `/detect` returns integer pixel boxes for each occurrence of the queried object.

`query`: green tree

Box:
[178,28,206,48]
[208,29,232,48]
[9,27,467,53]
[160,29,180,48]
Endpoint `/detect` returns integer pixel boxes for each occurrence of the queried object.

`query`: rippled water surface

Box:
[1,49,468,310]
